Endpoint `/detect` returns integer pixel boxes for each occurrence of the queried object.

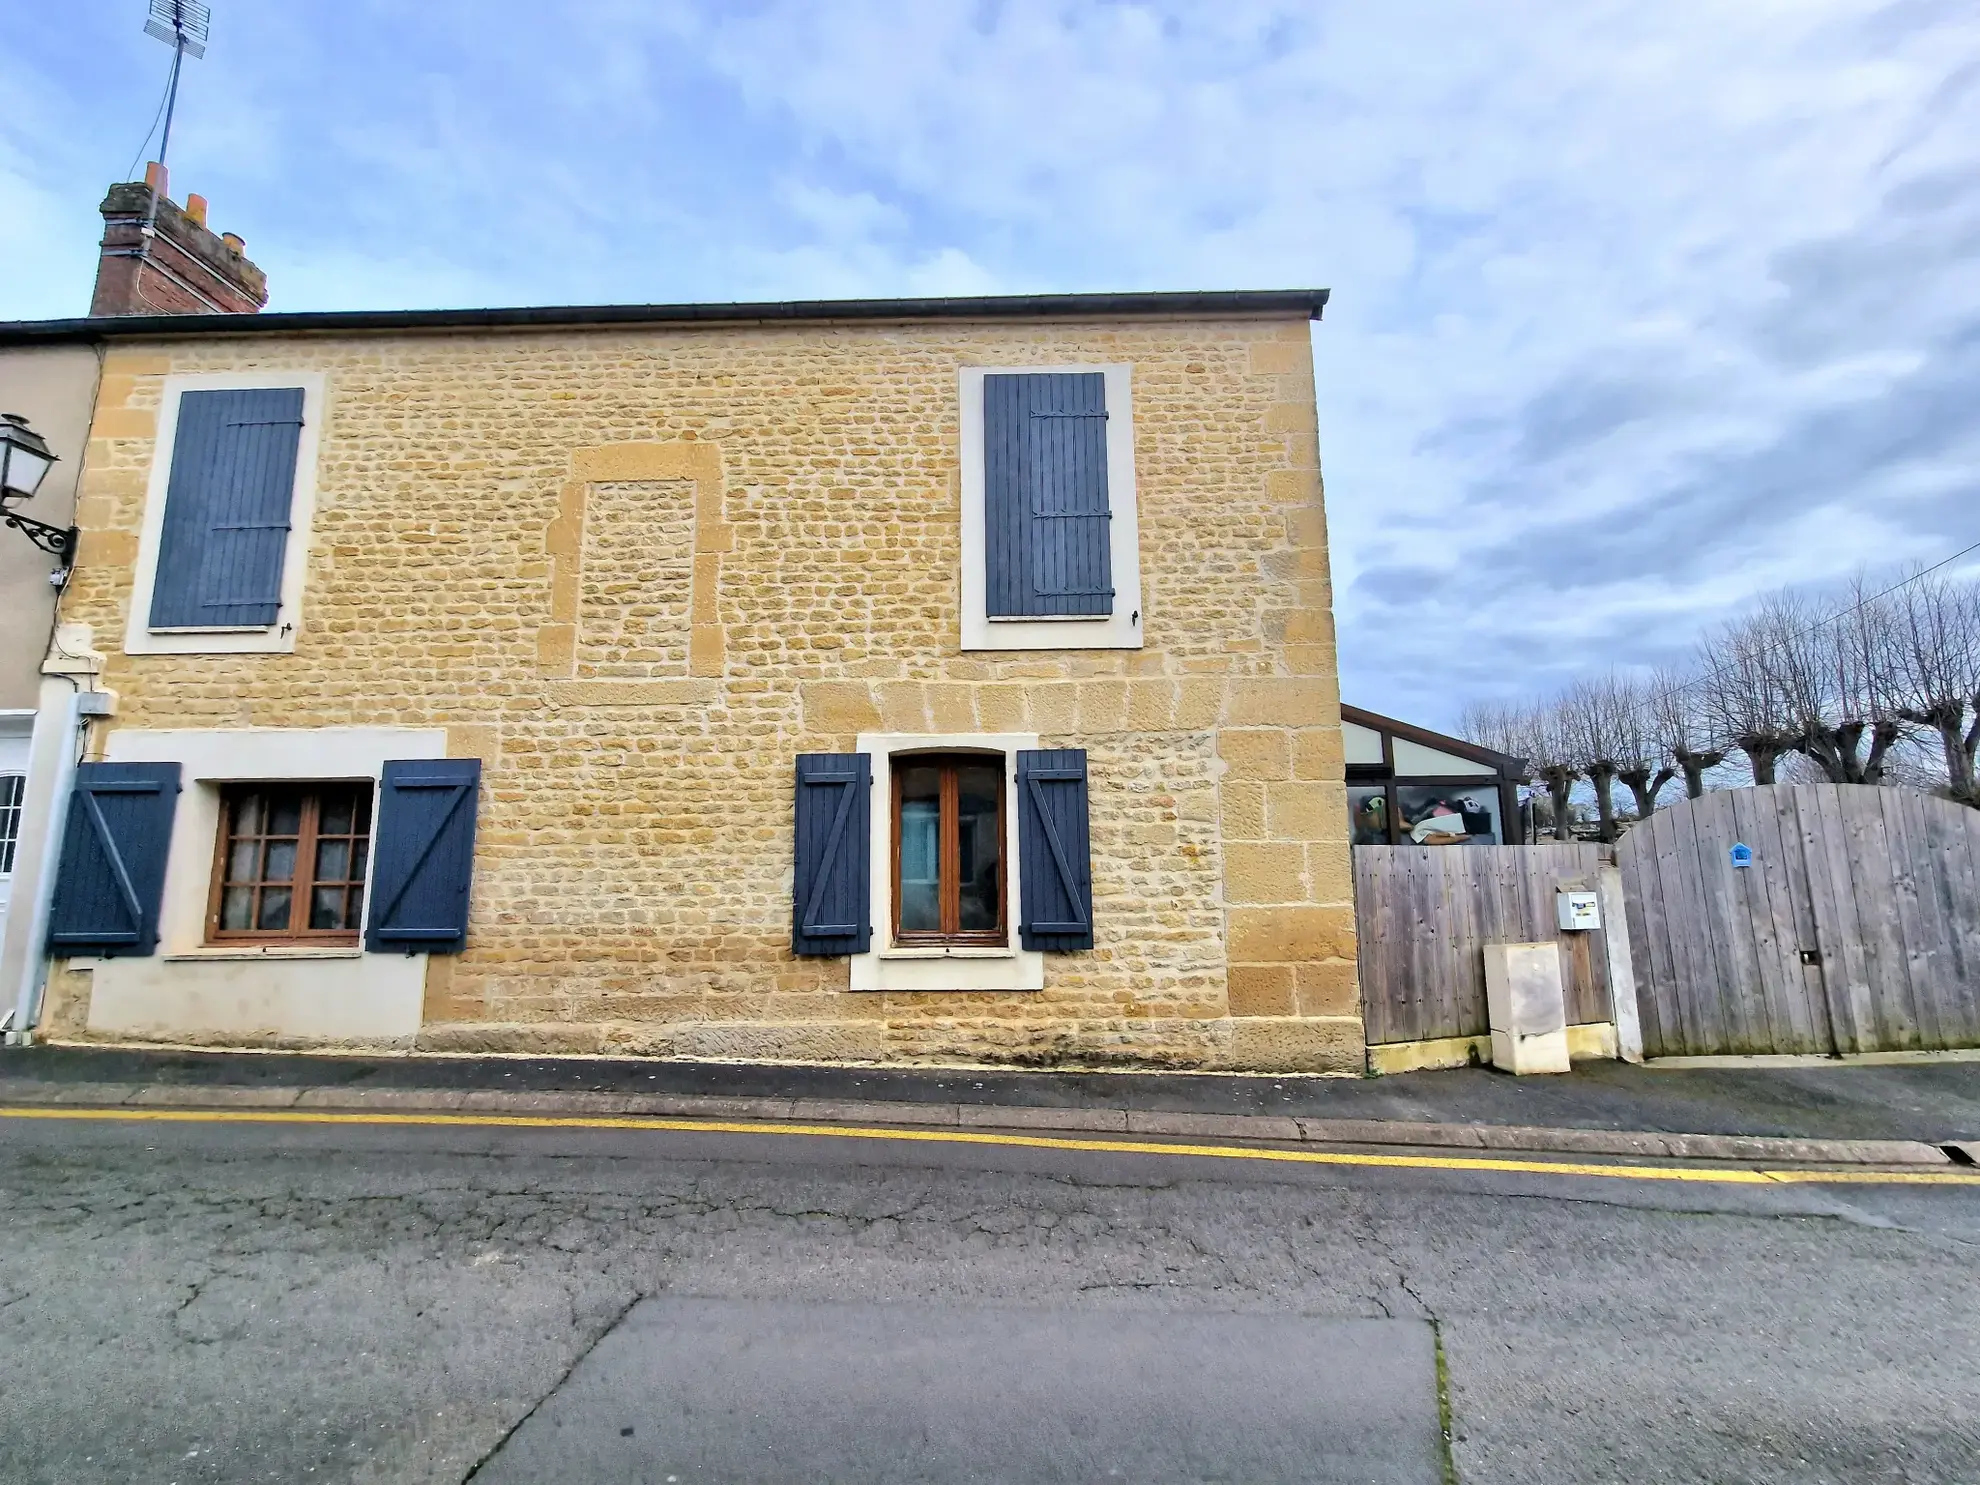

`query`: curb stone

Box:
[0,1079,1956,1167]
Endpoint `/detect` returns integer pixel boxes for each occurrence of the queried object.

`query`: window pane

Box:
[351,840,368,881]
[319,792,355,835]
[315,838,350,883]
[898,811,940,933]
[956,762,1002,932]
[1397,785,1502,846]
[228,839,260,881]
[348,886,363,928]
[1349,786,1390,845]
[310,886,347,931]
[897,763,942,935]
[234,792,265,837]
[256,887,293,931]
[264,839,297,883]
[267,795,303,837]
[221,886,254,930]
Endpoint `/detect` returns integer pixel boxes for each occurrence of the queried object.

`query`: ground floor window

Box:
[208,782,372,944]
[892,753,1005,945]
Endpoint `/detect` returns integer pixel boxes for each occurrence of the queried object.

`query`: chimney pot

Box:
[222,232,245,253]
[185,194,209,227]
[143,161,169,198]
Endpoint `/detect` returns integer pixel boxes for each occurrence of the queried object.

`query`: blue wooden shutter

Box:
[45,762,181,957]
[149,387,305,629]
[793,753,871,956]
[365,759,479,953]
[1017,749,1093,951]
[984,372,1113,618]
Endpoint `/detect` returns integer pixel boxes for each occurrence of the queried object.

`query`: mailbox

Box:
[1556,890,1601,932]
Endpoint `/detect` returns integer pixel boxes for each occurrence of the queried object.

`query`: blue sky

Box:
[5,1,1979,729]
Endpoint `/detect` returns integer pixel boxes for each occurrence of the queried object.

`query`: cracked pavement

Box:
[1,1115,1977,1482]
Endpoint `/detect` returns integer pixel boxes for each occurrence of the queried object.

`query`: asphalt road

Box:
[1,1113,1977,1484]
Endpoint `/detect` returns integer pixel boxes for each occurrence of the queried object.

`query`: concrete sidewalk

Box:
[3,1043,1977,1166]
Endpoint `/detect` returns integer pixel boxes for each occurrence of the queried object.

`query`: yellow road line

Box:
[4,1103,1976,1187]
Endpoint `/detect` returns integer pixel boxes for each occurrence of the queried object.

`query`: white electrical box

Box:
[1556,891,1601,931]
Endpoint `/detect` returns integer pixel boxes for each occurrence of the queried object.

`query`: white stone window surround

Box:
[958,364,1143,652]
[78,726,445,1045]
[123,370,329,657]
[851,731,1044,993]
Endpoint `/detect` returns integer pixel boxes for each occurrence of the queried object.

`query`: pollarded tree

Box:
[1562,676,1626,841]
[1699,606,1804,785]
[1646,665,1725,799]
[1756,581,1906,786]
[1884,566,1980,804]
[1460,698,1579,842]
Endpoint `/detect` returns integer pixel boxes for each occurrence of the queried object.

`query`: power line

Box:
[1471,537,1980,747]
[1641,536,1980,714]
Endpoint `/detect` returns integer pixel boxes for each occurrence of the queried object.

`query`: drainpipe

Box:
[5,686,96,1044]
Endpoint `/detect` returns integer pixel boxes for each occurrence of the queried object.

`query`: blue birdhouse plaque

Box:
[1729,843,1753,868]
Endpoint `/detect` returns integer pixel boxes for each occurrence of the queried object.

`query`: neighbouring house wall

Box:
[0,347,99,710]
[49,316,1358,1070]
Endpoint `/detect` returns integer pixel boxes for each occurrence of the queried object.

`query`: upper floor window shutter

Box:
[1017,748,1093,951]
[365,759,479,954]
[985,373,1113,618]
[149,387,306,629]
[46,762,181,957]
[793,753,871,956]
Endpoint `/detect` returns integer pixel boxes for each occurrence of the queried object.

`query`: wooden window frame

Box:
[890,753,1007,947]
[206,781,373,945]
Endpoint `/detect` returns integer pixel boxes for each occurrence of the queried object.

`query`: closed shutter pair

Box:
[150,388,305,629]
[984,372,1114,618]
[45,761,480,957]
[792,752,1093,956]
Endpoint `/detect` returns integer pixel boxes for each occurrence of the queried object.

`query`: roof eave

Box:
[0,288,1330,347]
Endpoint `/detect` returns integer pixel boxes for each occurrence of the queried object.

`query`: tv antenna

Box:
[143,0,210,174]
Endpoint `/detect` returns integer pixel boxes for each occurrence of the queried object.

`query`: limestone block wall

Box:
[52,313,1360,1070]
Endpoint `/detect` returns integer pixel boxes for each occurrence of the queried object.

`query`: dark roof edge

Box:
[1340,703,1530,779]
[0,288,1329,346]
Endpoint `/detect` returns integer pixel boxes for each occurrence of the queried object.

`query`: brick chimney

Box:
[90,163,268,317]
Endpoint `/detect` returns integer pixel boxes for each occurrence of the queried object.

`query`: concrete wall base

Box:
[1368,1022,1618,1076]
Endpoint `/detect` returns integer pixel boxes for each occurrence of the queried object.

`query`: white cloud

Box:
[5,1,1978,727]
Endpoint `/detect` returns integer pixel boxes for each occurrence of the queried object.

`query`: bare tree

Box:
[1528,698,1585,842]
[1646,665,1724,799]
[1562,677,1625,841]
[1756,581,1906,785]
[1607,673,1678,820]
[1884,566,1980,804]
[1699,606,1804,784]
[1459,698,1579,841]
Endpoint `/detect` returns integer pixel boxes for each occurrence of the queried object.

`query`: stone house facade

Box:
[1,290,1362,1071]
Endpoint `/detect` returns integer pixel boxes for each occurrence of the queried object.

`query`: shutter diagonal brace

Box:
[79,787,147,941]
[1025,768,1090,933]
[800,768,862,937]
[370,780,470,937]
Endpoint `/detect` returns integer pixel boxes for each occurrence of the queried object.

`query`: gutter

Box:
[0,288,1330,347]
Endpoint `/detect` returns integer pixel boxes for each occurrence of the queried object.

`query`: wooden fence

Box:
[1353,844,1617,1045]
[1618,784,1980,1056]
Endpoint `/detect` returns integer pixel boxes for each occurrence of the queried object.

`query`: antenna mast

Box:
[143,0,210,175]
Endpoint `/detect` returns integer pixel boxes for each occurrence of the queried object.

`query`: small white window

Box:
[0,772,24,875]
[125,372,326,656]
[958,365,1143,651]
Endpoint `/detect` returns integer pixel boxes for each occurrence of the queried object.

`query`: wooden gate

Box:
[1617,785,1980,1056]
[1354,844,1616,1045]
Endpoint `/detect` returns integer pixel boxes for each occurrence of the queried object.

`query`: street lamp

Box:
[0,412,76,572]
